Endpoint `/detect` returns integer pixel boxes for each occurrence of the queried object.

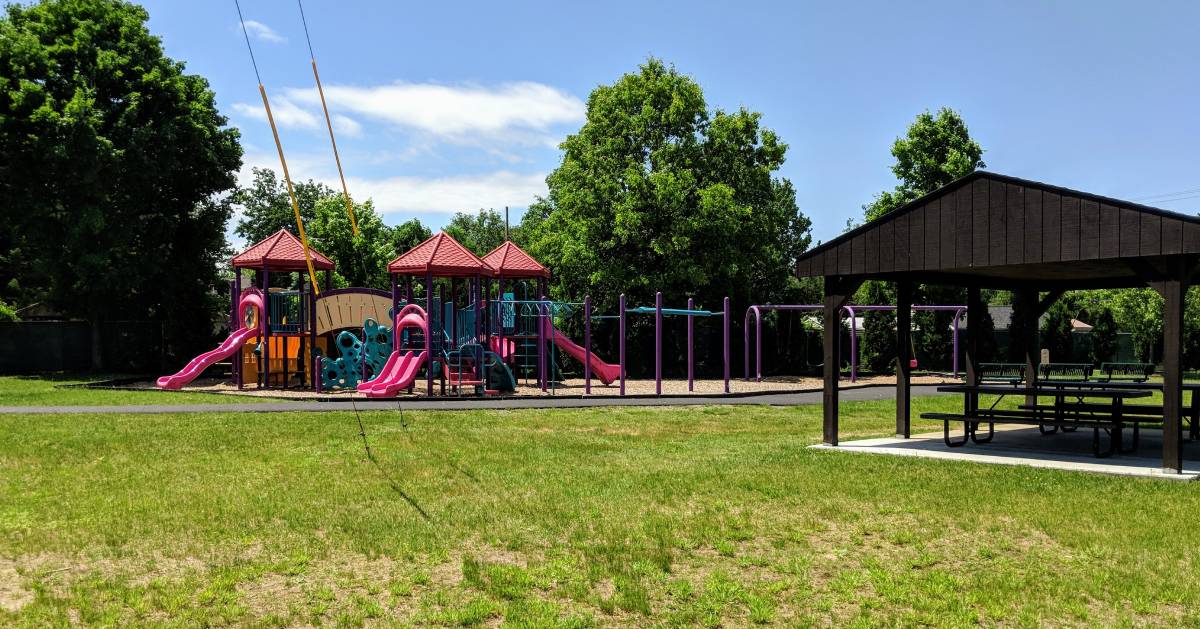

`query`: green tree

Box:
[858,282,896,374]
[1103,289,1162,362]
[0,0,242,367]
[1041,301,1075,362]
[234,167,335,245]
[0,299,17,322]
[233,167,398,289]
[1088,307,1119,363]
[857,108,983,369]
[445,208,507,255]
[525,58,811,313]
[392,218,432,254]
[864,108,985,221]
[307,196,393,290]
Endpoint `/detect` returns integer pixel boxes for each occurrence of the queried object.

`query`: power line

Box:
[1132,187,1200,202]
[233,0,262,84]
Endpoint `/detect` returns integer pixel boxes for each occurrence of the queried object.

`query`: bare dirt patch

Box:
[0,559,34,613]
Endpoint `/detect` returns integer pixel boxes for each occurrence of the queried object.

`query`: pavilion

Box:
[794,171,1200,474]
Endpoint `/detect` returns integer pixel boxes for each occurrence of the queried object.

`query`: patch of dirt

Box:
[236,573,301,618]
[0,559,34,613]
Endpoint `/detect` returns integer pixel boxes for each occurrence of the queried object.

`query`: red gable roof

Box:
[482,241,549,278]
[387,231,496,277]
[231,229,335,271]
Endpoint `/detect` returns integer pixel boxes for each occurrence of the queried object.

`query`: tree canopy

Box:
[522,58,811,312]
[445,209,509,256]
[234,168,396,290]
[863,107,985,221]
[0,0,242,364]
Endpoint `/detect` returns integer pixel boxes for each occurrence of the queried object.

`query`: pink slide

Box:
[357,304,430,398]
[489,336,516,363]
[157,290,264,390]
[548,325,621,385]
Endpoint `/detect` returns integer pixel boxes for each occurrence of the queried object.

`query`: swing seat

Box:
[910,358,919,369]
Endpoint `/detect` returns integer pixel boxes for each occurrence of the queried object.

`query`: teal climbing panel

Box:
[319,317,393,389]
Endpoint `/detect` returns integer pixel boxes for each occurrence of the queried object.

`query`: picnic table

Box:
[1036,380,1200,440]
[927,384,1151,457]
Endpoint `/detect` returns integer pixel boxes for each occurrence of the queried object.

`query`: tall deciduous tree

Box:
[445,209,508,256]
[857,108,986,370]
[863,108,985,221]
[233,168,400,291]
[0,0,242,367]
[234,167,335,245]
[524,58,811,313]
[392,218,432,254]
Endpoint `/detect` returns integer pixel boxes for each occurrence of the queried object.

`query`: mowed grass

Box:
[2,397,1200,627]
[0,375,266,406]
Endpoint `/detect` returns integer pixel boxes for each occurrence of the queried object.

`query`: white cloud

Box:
[332,114,362,138]
[348,171,547,216]
[284,81,585,141]
[237,150,545,218]
[232,98,319,129]
[240,19,286,44]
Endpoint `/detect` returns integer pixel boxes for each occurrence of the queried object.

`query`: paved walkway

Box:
[0,385,948,414]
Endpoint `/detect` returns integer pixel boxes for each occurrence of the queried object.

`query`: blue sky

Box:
[139,0,1200,247]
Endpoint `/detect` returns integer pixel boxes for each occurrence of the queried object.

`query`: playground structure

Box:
[744,304,967,383]
[157,229,749,397]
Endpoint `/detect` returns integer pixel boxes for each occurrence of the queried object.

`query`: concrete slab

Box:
[813,425,1200,480]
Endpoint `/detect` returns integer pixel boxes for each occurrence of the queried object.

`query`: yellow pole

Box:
[259,83,321,295]
[311,59,359,237]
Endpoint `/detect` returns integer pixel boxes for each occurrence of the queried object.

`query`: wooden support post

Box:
[1154,257,1189,473]
[966,286,982,415]
[895,280,912,438]
[823,276,861,446]
[1016,288,1040,409]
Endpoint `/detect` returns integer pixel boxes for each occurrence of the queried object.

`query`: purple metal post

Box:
[723,297,730,393]
[655,291,663,396]
[308,278,317,389]
[314,355,322,393]
[262,265,270,389]
[619,294,626,396]
[687,297,694,391]
[425,271,434,396]
[233,272,241,388]
[584,295,592,395]
[391,273,399,351]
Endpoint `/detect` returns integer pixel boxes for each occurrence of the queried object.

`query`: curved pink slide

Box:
[157,290,265,390]
[548,325,621,385]
[358,304,429,398]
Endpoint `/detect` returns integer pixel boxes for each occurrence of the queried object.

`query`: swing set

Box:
[744,304,967,383]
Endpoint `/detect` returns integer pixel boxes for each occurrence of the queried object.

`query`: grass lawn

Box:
[2,395,1199,626]
[0,375,266,406]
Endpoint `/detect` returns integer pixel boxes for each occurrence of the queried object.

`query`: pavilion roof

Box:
[231,229,335,271]
[387,231,496,277]
[481,241,549,278]
[795,171,1200,290]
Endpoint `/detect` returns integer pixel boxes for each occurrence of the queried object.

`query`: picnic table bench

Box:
[1094,362,1155,382]
[1038,362,1093,382]
[978,362,1024,384]
[925,384,1151,457]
